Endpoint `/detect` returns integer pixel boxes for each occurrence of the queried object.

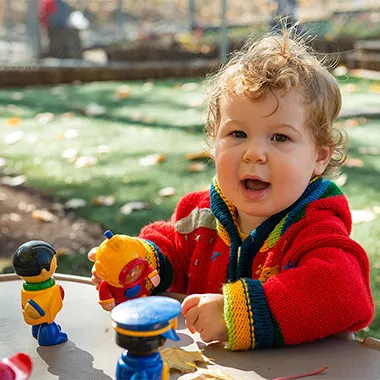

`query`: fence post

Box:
[189,0,196,30]
[117,0,125,38]
[220,0,228,63]
[26,0,41,62]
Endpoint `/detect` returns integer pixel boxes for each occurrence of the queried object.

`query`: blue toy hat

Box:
[111,296,181,341]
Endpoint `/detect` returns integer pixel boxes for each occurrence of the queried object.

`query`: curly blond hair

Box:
[205,28,347,177]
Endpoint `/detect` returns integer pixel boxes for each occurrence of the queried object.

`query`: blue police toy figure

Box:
[111,296,182,380]
[13,241,68,346]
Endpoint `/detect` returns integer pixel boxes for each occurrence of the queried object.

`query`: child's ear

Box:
[313,146,333,176]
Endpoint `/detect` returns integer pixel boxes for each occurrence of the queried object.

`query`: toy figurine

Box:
[0,353,32,380]
[95,230,161,311]
[13,241,68,346]
[111,296,181,380]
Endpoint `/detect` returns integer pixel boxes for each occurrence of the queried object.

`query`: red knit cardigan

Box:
[139,188,374,349]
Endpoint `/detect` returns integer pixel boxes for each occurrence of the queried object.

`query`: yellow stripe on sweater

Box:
[139,239,159,270]
[223,280,254,350]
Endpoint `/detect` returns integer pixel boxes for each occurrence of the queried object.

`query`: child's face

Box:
[214,86,331,232]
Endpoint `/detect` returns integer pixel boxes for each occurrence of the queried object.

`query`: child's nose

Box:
[242,144,267,164]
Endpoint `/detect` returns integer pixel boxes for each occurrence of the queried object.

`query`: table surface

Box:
[1,274,380,380]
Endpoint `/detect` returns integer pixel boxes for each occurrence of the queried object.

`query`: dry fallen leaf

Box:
[1,175,27,187]
[74,156,98,168]
[64,198,87,209]
[341,84,360,93]
[344,158,364,168]
[189,162,207,172]
[159,187,176,197]
[62,148,78,162]
[114,85,132,100]
[61,112,75,119]
[96,144,110,154]
[4,130,24,145]
[64,129,79,140]
[7,117,21,126]
[369,84,380,93]
[181,83,200,92]
[344,119,359,128]
[160,347,213,374]
[93,195,115,206]
[139,154,167,167]
[12,92,24,101]
[179,369,237,380]
[35,112,55,125]
[120,201,150,215]
[142,115,154,124]
[186,152,212,161]
[143,82,154,91]
[81,103,106,116]
[1,213,22,223]
[32,209,57,223]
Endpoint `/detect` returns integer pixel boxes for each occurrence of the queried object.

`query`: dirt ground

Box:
[0,184,104,264]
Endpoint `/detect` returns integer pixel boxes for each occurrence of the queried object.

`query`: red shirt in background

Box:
[39,0,57,28]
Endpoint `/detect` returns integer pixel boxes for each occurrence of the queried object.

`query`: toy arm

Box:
[59,284,65,300]
[24,298,48,320]
[98,281,116,310]
[147,267,160,288]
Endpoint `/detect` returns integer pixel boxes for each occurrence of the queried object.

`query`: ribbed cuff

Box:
[223,278,276,350]
[223,279,255,350]
[138,238,173,293]
[245,279,275,348]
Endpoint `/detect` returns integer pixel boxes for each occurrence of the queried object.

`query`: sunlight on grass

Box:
[0,76,380,338]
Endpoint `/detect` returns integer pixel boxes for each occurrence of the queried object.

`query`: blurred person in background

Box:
[39,0,83,59]
[269,0,298,31]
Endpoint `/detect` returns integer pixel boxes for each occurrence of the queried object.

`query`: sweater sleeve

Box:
[137,192,205,294]
[223,226,374,351]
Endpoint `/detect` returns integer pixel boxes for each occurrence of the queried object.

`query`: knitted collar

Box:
[23,277,55,291]
[210,176,342,281]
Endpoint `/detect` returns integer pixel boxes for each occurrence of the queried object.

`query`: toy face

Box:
[125,263,145,284]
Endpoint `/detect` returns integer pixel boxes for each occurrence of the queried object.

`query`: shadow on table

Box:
[37,341,112,380]
[202,337,380,380]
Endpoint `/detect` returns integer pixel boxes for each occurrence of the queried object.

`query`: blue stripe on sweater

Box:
[246,279,275,348]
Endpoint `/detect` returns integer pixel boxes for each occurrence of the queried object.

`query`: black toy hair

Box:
[13,240,56,277]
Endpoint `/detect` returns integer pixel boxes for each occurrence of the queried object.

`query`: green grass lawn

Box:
[0,75,379,338]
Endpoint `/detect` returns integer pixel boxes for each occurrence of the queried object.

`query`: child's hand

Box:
[87,247,102,289]
[182,293,228,343]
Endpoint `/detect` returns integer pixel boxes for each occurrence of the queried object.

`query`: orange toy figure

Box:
[95,230,160,311]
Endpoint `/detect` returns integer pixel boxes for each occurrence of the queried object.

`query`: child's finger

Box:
[184,305,199,334]
[87,247,98,262]
[181,294,202,316]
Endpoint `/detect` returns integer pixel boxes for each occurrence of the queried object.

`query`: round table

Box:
[1,274,380,379]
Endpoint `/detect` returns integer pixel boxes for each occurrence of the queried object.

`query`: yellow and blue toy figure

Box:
[111,296,181,380]
[95,230,160,311]
[12,241,68,346]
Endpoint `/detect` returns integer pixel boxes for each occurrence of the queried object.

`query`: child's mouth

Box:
[243,178,270,191]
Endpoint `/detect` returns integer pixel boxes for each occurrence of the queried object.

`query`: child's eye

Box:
[271,133,289,143]
[231,131,247,139]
